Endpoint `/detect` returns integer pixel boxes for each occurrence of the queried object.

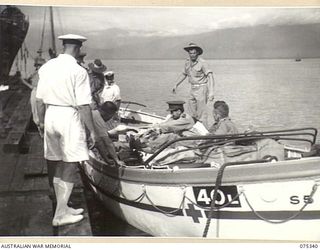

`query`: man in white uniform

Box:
[99,71,121,109]
[36,34,98,227]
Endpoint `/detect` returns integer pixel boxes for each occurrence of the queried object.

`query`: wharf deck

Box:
[0,85,92,236]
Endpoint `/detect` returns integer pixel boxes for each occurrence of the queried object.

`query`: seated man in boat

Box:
[131,100,197,152]
[90,101,125,167]
[88,59,107,109]
[208,100,238,135]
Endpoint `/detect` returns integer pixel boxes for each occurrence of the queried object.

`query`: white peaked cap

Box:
[104,71,114,76]
[58,34,87,42]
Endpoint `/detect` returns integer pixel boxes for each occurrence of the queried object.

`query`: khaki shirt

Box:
[209,117,238,135]
[183,57,212,86]
[159,113,195,133]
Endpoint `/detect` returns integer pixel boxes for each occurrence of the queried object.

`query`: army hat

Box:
[167,100,185,111]
[88,59,107,74]
[184,43,203,55]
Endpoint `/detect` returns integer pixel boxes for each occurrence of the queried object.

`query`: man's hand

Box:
[38,123,44,138]
[115,159,126,167]
[172,86,177,94]
[90,132,102,149]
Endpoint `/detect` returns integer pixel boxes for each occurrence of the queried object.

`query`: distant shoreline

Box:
[86,57,320,61]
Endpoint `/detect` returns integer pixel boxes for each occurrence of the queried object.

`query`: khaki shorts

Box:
[44,105,89,162]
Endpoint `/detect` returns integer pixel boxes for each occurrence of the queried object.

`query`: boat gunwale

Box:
[119,107,165,120]
[85,153,320,186]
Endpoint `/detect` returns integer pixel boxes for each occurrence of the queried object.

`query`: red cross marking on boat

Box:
[185,203,202,223]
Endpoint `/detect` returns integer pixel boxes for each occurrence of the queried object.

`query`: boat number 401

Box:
[290,195,313,205]
[193,185,241,208]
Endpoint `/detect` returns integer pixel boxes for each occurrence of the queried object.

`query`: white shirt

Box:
[36,54,92,106]
[99,83,121,104]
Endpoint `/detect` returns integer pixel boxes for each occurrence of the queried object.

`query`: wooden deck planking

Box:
[0,85,93,236]
[8,153,29,191]
[0,152,20,192]
[0,192,53,236]
[3,90,32,154]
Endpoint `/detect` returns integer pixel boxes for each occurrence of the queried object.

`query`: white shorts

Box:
[44,105,89,162]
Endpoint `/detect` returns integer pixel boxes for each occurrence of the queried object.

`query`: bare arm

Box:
[96,136,124,166]
[207,73,215,101]
[77,105,98,142]
[20,78,33,89]
[36,98,46,125]
[172,73,187,94]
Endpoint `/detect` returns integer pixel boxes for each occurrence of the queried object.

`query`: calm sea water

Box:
[101,58,320,138]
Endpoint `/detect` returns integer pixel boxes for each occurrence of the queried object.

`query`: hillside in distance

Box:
[86,23,320,59]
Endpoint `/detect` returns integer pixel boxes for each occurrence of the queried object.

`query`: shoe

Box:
[68,207,84,215]
[52,214,84,227]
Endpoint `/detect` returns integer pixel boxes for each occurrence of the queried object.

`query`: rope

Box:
[243,183,319,224]
[39,8,47,55]
[202,162,226,237]
[119,184,146,203]
[143,185,186,217]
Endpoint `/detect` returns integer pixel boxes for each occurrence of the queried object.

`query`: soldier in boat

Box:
[209,100,238,135]
[89,100,125,167]
[130,100,197,152]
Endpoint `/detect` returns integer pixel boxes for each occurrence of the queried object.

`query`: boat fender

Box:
[172,166,179,171]
[262,155,278,162]
[210,161,221,168]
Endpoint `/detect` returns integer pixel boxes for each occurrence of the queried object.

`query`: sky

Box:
[18,6,320,38]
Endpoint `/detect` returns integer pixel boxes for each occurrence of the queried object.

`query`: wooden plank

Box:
[9,153,29,192]
[0,192,53,236]
[0,90,22,142]
[24,156,46,177]
[2,93,32,154]
[0,90,15,110]
[0,152,19,192]
[2,132,27,154]
[3,90,29,131]
[27,132,44,156]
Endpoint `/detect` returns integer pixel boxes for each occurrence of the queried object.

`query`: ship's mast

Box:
[49,6,56,58]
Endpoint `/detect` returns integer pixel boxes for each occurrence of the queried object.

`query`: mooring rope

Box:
[242,183,319,224]
[143,185,186,217]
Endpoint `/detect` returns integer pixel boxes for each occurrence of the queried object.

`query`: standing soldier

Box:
[172,43,215,126]
[36,34,99,227]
